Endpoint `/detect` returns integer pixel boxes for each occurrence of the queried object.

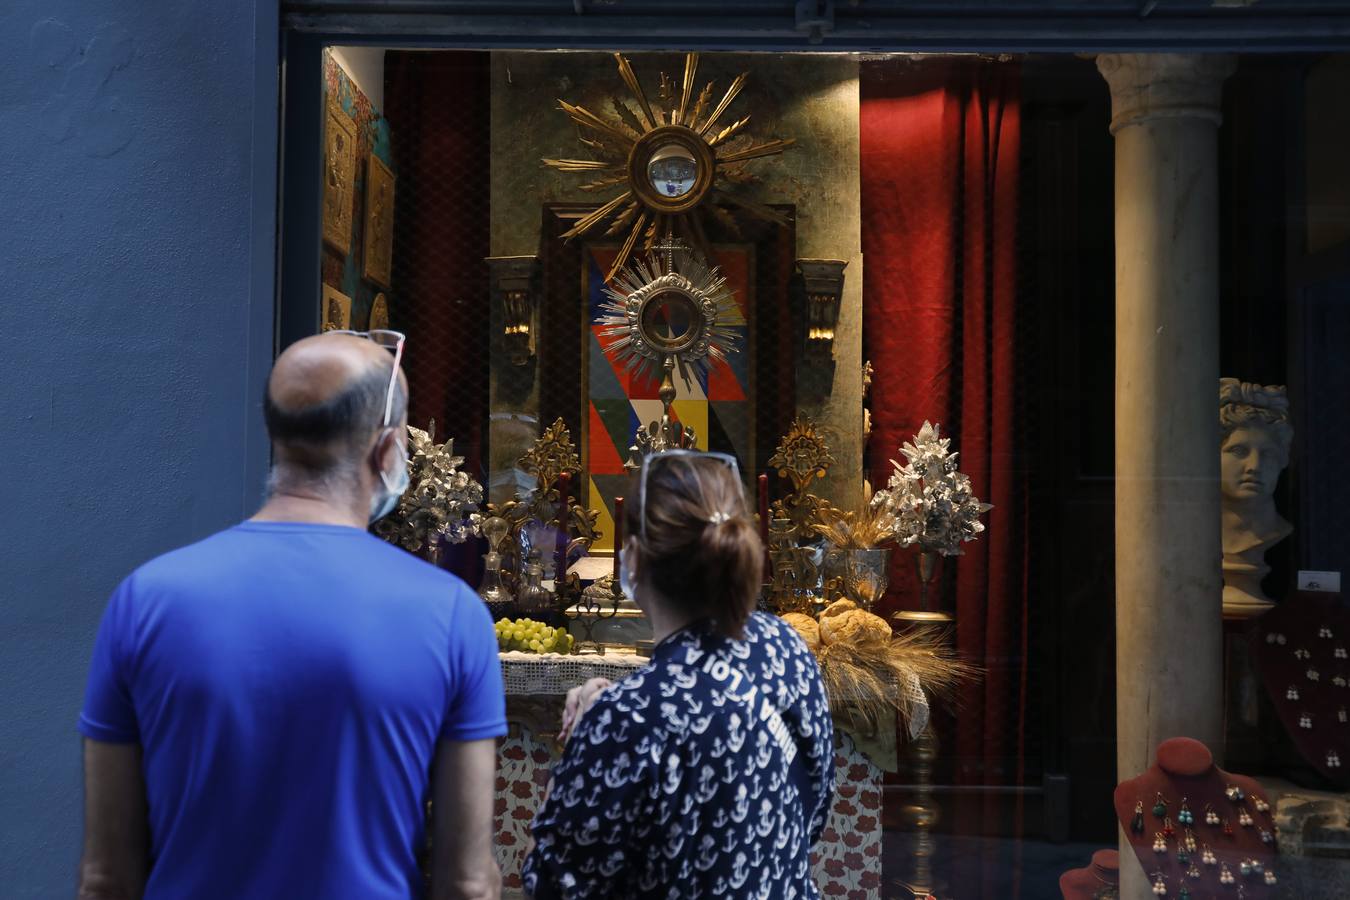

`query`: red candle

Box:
[555,472,571,579]
[757,474,770,543]
[612,496,625,580]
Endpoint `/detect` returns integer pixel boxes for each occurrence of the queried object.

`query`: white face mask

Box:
[368,433,409,524]
[619,538,639,600]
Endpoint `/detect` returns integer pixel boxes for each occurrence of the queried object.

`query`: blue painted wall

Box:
[0,2,277,895]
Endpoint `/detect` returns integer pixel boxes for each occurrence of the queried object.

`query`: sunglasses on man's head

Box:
[328,329,406,428]
[635,449,742,543]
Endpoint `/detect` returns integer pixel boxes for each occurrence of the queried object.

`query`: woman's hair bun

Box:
[624,455,763,639]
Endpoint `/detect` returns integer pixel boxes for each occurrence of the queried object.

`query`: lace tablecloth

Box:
[499,650,647,695]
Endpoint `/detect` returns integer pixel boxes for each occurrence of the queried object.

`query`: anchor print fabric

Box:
[522,611,836,899]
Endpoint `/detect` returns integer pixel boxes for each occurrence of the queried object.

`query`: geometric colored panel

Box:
[584,243,756,546]
[588,331,628,401]
[590,399,637,474]
[670,400,709,452]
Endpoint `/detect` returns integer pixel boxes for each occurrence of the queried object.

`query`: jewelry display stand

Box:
[1252,590,1350,787]
[1114,738,1279,897]
[1059,849,1119,899]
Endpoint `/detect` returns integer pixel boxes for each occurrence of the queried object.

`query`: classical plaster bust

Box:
[1220,378,1293,618]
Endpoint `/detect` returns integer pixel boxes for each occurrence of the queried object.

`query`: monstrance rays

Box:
[543,52,794,283]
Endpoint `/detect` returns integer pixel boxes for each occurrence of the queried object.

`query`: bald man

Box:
[77,334,505,900]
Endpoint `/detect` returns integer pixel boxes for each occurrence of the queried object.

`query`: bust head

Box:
[1219,378,1292,503]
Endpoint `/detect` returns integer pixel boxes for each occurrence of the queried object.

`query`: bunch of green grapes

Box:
[494,617,575,655]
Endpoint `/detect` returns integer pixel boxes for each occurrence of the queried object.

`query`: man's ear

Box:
[370,427,399,472]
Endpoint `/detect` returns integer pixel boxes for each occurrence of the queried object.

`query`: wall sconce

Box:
[797,259,847,361]
[487,255,539,367]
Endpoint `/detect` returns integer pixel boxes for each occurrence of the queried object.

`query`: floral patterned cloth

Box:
[521,612,836,899]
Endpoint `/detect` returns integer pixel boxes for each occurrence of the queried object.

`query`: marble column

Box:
[1096,53,1234,900]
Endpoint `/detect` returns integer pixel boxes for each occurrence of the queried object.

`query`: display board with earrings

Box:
[1253,592,1350,787]
[1115,738,1279,898]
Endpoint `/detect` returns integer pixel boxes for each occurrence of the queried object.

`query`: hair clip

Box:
[707,510,731,525]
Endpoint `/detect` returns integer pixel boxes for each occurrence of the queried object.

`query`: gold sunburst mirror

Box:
[597,239,740,392]
[545,52,794,282]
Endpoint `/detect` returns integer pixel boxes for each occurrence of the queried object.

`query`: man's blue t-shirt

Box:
[80,521,507,899]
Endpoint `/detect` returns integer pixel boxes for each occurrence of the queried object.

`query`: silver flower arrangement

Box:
[374,421,483,554]
[870,421,992,557]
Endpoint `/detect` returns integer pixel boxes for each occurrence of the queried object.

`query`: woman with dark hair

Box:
[522,450,836,899]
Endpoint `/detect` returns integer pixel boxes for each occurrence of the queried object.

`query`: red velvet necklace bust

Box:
[1060,849,1119,899]
[1114,738,1278,898]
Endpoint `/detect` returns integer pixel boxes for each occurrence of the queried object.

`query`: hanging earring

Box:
[1201,845,1217,866]
[1225,784,1245,803]
[1153,792,1169,818]
[1251,859,1264,875]
[1152,832,1168,853]
[1264,870,1278,885]
[1177,885,1191,900]
[1239,859,1253,878]
[1219,863,1235,885]
[1132,799,1145,833]
[1253,795,1270,814]
[1204,804,1221,826]
[1260,828,1274,844]
[1151,872,1168,896]
[1177,797,1194,826]
[1176,846,1190,866]
[1162,817,1177,839]
[1223,818,1234,837]
[1238,809,1254,828]
[1183,829,1197,852]
[1186,863,1201,880]
[1339,706,1348,724]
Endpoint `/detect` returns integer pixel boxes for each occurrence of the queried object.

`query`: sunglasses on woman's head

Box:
[329,329,406,428]
[635,449,742,543]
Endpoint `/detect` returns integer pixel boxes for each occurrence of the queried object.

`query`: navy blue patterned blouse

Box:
[522,611,836,900]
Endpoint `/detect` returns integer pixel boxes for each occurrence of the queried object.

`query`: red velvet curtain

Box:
[384,51,491,477]
[861,58,1028,891]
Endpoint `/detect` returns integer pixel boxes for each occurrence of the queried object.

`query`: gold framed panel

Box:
[362,154,396,289]
[322,102,358,254]
[321,284,353,333]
